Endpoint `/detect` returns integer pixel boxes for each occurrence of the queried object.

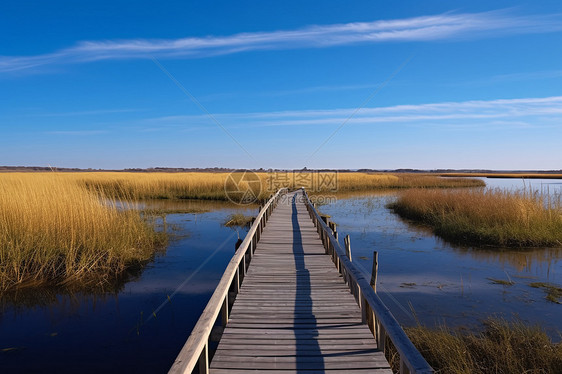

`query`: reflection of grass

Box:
[0,174,166,292]
[487,278,515,286]
[529,282,562,304]
[389,188,562,247]
[224,214,254,228]
[396,319,562,374]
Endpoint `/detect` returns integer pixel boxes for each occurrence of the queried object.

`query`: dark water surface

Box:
[0,200,257,373]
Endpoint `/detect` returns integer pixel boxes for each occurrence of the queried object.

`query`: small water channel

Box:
[318,178,562,339]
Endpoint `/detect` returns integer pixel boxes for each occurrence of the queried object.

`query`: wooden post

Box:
[400,358,410,374]
[221,295,229,326]
[378,324,386,355]
[370,251,378,293]
[344,235,351,262]
[361,297,368,324]
[198,342,209,374]
[234,267,240,293]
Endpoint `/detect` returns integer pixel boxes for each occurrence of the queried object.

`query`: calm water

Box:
[319,178,562,339]
[0,200,257,373]
[1,179,561,372]
[479,177,562,194]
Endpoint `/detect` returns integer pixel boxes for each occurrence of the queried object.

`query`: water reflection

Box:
[479,177,562,195]
[138,198,259,214]
[452,246,562,276]
[317,184,562,340]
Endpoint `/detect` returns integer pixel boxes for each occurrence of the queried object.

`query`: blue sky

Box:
[1,1,561,170]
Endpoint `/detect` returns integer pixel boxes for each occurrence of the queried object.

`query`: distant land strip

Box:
[1,166,562,176]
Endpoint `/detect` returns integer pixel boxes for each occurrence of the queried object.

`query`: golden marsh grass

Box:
[76,172,484,201]
[0,173,165,291]
[403,319,562,374]
[389,188,562,247]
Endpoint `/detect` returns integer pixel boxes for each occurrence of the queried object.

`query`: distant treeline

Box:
[1,166,561,174]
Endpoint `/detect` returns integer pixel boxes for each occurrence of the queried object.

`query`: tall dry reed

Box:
[389,188,562,247]
[74,172,484,201]
[403,319,562,374]
[0,173,164,291]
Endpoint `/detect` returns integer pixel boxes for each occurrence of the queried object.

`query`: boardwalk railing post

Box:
[221,296,229,326]
[234,267,240,293]
[370,251,378,293]
[344,235,351,262]
[198,343,209,374]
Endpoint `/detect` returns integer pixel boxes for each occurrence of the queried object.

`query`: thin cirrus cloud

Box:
[1,9,562,74]
[143,96,562,129]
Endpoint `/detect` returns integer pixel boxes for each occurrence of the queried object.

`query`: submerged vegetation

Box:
[0,173,166,292]
[223,214,254,228]
[529,282,562,304]
[403,319,562,374]
[389,188,562,247]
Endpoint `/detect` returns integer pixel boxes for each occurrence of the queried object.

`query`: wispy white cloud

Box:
[141,96,562,130]
[2,10,561,74]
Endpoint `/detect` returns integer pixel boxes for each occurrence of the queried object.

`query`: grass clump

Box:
[529,282,562,304]
[404,319,562,374]
[389,188,562,247]
[487,278,515,286]
[224,214,254,228]
[0,173,165,292]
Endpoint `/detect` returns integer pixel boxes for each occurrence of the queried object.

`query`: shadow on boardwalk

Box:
[292,194,325,372]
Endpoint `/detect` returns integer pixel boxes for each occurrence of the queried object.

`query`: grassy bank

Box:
[0,174,165,292]
[389,188,562,247]
[402,319,562,374]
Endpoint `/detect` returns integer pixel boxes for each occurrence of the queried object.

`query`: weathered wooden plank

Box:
[211,360,391,370]
[211,369,389,374]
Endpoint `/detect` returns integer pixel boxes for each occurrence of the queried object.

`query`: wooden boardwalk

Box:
[210,191,392,373]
